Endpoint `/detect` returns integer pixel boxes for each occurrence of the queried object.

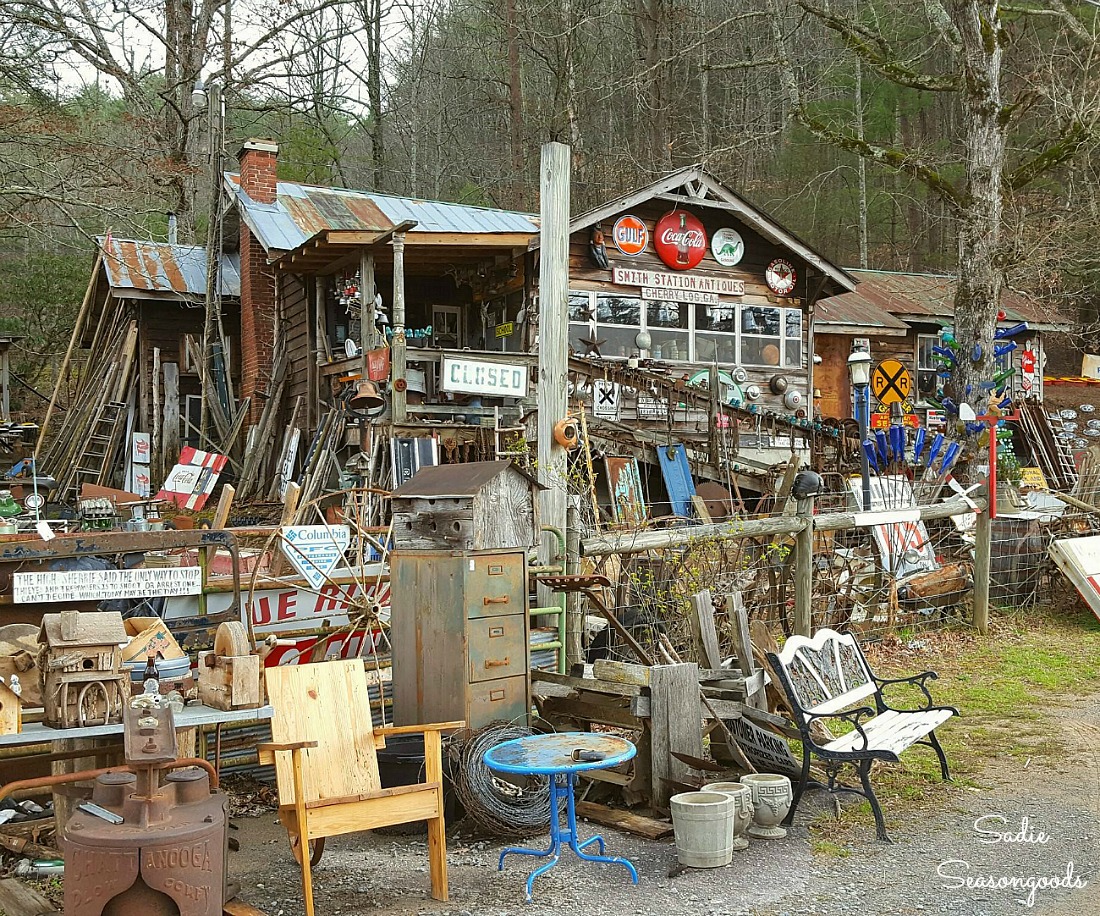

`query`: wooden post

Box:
[162,362,180,469]
[391,233,408,424]
[536,142,570,609]
[359,250,376,359]
[793,495,814,637]
[974,501,991,636]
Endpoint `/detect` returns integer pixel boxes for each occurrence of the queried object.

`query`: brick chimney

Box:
[237,139,279,424]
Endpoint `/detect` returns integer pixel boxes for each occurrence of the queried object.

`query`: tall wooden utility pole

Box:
[537,142,571,603]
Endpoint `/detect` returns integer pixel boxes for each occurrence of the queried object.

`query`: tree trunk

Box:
[503,0,525,206]
[366,0,384,188]
[949,0,1006,415]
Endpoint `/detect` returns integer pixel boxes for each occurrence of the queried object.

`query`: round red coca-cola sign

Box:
[654,210,707,270]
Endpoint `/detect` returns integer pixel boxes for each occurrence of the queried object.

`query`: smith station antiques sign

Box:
[612,267,745,297]
[441,356,528,398]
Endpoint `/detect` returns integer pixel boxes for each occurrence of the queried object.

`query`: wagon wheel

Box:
[246,487,394,718]
[290,833,325,866]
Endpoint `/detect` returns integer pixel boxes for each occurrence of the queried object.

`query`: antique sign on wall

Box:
[640,287,720,305]
[636,396,669,419]
[870,358,914,406]
[765,258,797,295]
[593,379,621,419]
[15,567,203,603]
[440,356,528,397]
[711,228,745,267]
[654,210,707,270]
[612,267,744,296]
[612,215,648,256]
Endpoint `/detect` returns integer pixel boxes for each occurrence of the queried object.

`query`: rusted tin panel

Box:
[281,193,328,236]
[99,238,239,298]
[605,456,648,527]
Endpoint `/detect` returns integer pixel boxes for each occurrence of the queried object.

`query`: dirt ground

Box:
[227,695,1100,916]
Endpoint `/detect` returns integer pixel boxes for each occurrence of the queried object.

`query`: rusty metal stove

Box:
[63,703,228,915]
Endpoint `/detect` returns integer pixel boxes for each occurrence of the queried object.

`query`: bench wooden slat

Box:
[810,681,877,715]
[823,709,953,755]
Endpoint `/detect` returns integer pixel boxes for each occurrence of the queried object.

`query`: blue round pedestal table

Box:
[483,731,639,902]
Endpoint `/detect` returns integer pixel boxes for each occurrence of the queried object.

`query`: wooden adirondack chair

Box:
[258,660,463,916]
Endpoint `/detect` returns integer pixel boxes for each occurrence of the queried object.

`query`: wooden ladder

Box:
[71,401,128,493]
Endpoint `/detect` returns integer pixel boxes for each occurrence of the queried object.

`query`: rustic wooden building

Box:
[817,269,1062,423]
[40,238,240,497]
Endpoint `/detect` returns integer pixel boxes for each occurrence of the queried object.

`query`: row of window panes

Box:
[569,292,803,368]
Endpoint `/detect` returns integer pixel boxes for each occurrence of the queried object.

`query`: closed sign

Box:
[441,357,528,398]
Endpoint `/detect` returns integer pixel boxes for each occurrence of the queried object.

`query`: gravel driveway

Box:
[229,696,1099,916]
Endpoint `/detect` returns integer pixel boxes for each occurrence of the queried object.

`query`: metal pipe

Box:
[540,525,566,561]
[0,757,219,805]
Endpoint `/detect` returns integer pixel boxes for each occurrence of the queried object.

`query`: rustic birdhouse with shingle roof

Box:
[37,611,129,728]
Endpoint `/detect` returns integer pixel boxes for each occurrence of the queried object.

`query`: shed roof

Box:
[839,269,1065,330]
[38,611,126,649]
[391,460,544,499]
[814,290,909,337]
[225,175,540,254]
[98,237,240,299]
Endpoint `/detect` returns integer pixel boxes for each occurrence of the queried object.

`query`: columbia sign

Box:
[281,525,351,590]
[654,210,707,270]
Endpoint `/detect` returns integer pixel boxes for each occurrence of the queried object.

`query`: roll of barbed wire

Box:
[452,722,563,837]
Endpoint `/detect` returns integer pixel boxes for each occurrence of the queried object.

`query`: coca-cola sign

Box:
[654,210,707,270]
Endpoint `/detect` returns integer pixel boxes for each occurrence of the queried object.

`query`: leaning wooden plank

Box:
[689,591,722,669]
[574,801,673,840]
[649,664,704,808]
[531,670,643,697]
[0,877,59,916]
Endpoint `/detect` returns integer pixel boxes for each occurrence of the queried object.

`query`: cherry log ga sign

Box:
[441,356,528,398]
[870,358,914,406]
[654,210,706,270]
[612,267,744,296]
[612,215,648,256]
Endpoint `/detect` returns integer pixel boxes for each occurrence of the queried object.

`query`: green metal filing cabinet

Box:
[391,548,531,729]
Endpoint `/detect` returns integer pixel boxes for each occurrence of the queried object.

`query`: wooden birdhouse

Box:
[0,679,21,735]
[37,611,129,729]
[390,460,544,551]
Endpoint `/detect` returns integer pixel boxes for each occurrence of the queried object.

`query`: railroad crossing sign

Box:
[593,379,621,419]
[870,358,913,406]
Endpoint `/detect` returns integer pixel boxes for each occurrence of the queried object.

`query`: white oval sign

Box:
[711,228,745,267]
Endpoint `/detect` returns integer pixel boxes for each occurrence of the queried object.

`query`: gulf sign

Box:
[612,215,648,256]
[654,210,707,270]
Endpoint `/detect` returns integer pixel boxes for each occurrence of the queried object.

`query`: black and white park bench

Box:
[767,628,958,842]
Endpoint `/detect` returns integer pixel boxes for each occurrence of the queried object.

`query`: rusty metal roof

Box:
[839,269,1065,329]
[225,174,539,253]
[815,289,909,336]
[391,460,543,498]
[98,237,240,299]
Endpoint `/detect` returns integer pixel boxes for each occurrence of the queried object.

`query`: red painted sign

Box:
[612,215,648,256]
[654,210,706,270]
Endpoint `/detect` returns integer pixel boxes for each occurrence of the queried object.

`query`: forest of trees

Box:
[1,0,1098,401]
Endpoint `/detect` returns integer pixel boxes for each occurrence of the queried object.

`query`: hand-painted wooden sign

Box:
[440,356,528,397]
[15,567,203,603]
[612,267,744,296]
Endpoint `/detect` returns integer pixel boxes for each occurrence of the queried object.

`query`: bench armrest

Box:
[374,721,466,738]
[873,671,944,713]
[804,706,876,751]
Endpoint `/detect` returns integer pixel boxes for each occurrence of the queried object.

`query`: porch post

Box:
[359,249,377,356]
[537,142,571,602]
[391,232,408,424]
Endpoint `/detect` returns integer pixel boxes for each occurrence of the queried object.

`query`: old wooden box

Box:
[391,548,531,729]
[198,651,261,711]
[390,460,543,551]
[37,610,129,729]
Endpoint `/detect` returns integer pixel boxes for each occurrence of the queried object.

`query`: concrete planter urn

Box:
[702,781,754,851]
[740,773,792,839]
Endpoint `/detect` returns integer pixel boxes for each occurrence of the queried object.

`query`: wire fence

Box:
[572,466,1075,667]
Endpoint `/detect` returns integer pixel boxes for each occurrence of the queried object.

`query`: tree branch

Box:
[796,0,963,92]
[1007,121,1092,191]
